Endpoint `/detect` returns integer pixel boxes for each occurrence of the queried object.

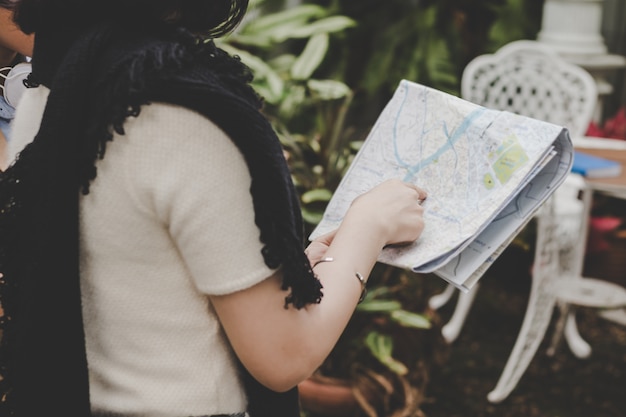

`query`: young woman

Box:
[0,0,32,169]
[0,1,427,416]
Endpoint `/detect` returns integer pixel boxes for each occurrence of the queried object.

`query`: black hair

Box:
[0,0,16,9]
[13,0,249,38]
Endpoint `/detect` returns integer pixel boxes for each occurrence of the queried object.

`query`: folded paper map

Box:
[310,80,574,291]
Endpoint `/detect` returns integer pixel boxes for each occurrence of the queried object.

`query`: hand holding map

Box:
[310,80,573,291]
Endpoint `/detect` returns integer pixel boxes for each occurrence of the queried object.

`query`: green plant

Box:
[358,286,431,377]
[306,0,544,134]
[356,286,431,376]
[314,265,447,417]
[218,0,359,228]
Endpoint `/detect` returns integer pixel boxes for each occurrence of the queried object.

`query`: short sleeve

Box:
[122,103,276,295]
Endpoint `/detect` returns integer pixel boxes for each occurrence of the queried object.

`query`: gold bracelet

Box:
[312,257,367,303]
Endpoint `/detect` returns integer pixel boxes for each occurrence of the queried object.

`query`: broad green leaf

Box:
[278,85,306,120]
[365,331,408,375]
[307,79,351,100]
[242,5,326,35]
[349,141,363,152]
[287,16,356,39]
[225,33,274,48]
[218,44,285,102]
[263,22,319,44]
[365,331,391,357]
[268,54,297,74]
[356,300,402,313]
[251,83,278,104]
[291,33,329,80]
[364,286,393,299]
[390,310,431,329]
[301,207,324,225]
[301,188,333,204]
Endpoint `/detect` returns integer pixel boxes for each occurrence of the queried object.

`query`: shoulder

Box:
[118,102,251,187]
[124,102,229,144]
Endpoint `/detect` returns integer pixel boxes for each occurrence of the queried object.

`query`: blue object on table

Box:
[571,151,622,178]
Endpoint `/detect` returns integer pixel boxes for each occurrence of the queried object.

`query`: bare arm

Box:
[211,179,426,392]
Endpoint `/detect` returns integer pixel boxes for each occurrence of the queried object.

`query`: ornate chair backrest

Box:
[461,40,597,138]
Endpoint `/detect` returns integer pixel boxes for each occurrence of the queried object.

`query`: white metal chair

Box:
[428,40,626,402]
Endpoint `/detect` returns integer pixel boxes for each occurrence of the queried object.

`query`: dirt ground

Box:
[419,246,626,417]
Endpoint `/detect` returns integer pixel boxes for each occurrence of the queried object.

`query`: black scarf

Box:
[0,21,322,417]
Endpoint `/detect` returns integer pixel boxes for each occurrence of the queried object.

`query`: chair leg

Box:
[441,283,480,343]
[428,284,456,310]
[488,198,559,403]
[546,301,568,357]
[563,311,592,358]
[598,308,626,325]
[546,307,592,358]
[487,276,556,403]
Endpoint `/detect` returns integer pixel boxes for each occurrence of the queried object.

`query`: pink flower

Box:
[587,216,622,253]
[603,107,626,140]
[586,106,626,140]
[585,121,605,137]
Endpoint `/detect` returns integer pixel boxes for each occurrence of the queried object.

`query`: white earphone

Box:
[0,62,32,109]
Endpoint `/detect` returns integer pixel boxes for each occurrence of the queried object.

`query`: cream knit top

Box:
[8,87,275,416]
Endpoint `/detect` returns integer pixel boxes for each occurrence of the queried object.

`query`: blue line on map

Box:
[392,85,412,169]
[393,88,487,181]
[403,109,486,182]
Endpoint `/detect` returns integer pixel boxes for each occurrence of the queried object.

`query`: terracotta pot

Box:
[299,374,359,417]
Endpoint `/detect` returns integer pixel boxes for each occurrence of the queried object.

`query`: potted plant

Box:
[218,0,357,226]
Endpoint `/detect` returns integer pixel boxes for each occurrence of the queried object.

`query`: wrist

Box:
[342,207,389,249]
[313,257,368,303]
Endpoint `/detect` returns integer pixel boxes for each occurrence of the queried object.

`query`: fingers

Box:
[403,181,428,203]
[305,229,338,266]
[341,178,428,247]
[313,229,337,246]
[394,180,427,243]
[305,240,330,266]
